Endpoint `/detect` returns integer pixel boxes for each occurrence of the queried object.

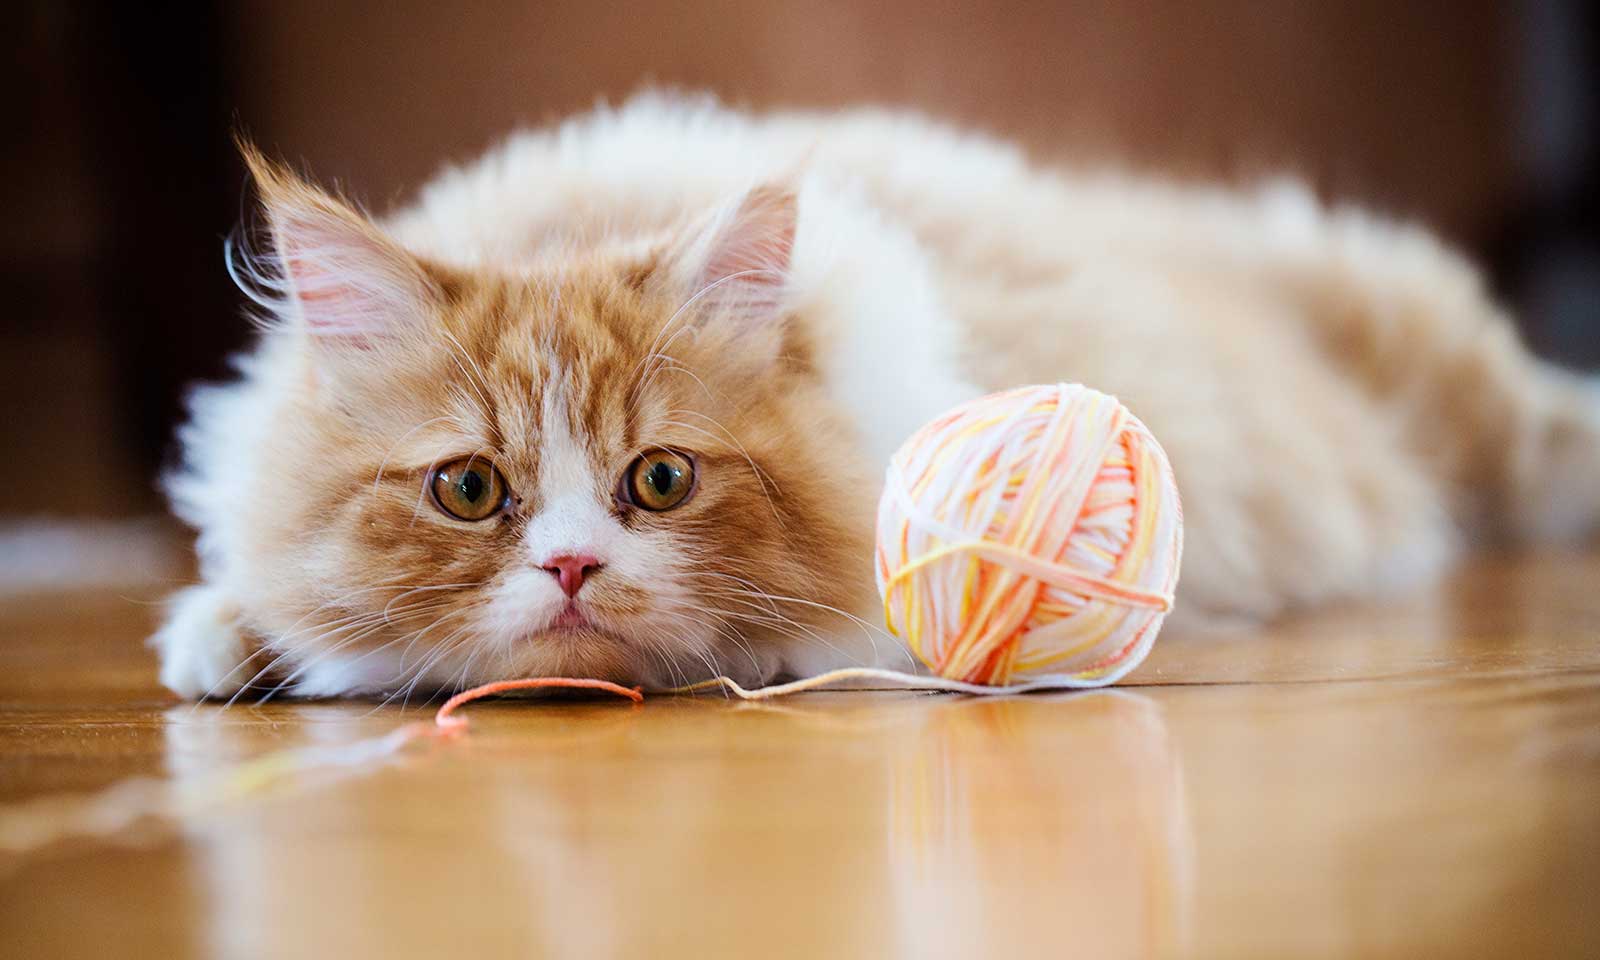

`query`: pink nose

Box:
[542,554,601,598]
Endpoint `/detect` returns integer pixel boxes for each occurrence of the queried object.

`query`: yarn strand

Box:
[666,666,1147,699]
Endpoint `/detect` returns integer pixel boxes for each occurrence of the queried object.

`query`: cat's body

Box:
[155,94,1600,699]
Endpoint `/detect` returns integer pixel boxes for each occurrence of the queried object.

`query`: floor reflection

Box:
[158,690,1192,958]
[161,701,646,957]
[887,693,1193,958]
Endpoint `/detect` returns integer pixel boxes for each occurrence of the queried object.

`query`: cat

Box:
[153,92,1600,699]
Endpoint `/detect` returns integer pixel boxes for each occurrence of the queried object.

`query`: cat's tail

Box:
[1287,206,1600,544]
[1505,366,1600,544]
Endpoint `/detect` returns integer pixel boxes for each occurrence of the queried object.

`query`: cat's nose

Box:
[541,554,602,598]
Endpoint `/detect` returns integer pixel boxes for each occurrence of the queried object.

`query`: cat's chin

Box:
[509,624,651,685]
[530,614,632,649]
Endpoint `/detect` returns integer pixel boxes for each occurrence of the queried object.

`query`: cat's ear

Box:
[238,141,436,345]
[652,186,798,338]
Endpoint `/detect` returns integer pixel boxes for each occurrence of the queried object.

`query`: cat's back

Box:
[386,94,1021,266]
[390,94,1341,307]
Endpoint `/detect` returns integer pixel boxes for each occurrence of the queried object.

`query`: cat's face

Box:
[235,154,875,693]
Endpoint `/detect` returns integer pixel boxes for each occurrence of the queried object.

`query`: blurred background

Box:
[4,0,1596,526]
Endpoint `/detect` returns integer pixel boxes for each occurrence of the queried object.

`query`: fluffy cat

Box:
[154,93,1600,699]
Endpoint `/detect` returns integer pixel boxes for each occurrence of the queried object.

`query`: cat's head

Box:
[225,148,876,693]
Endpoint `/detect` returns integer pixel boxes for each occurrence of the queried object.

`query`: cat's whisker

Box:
[380,600,497,710]
[664,560,881,663]
[243,601,466,705]
[372,415,477,497]
[438,328,500,421]
[654,417,785,526]
[640,634,693,691]
[314,602,481,694]
[232,588,470,703]
[228,574,423,673]
[662,593,827,662]
[663,408,781,488]
[266,587,457,656]
[379,581,485,621]
[649,604,758,678]
[632,267,773,403]
[393,623,480,710]
[684,580,892,667]
[447,641,492,697]
[202,590,422,707]
[665,594,793,634]
[381,603,491,703]
[687,568,899,659]
[638,355,721,408]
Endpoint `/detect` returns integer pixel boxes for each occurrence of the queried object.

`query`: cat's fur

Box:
[154,93,1600,699]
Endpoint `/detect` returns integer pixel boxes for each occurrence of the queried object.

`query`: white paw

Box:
[151,585,254,699]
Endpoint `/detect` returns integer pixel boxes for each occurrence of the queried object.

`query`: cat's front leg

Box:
[150,584,260,699]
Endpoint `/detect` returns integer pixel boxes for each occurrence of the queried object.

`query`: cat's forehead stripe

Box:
[536,365,602,505]
[449,275,666,509]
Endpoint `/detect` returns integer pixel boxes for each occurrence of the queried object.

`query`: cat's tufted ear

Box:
[652,186,798,339]
[238,142,437,345]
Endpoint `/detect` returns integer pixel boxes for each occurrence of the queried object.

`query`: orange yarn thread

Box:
[432,677,643,733]
[0,677,642,858]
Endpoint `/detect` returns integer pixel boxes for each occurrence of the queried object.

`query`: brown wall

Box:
[4,1,1577,518]
[234,1,1517,244]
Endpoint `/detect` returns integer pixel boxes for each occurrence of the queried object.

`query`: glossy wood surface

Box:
[1,552,1597,958]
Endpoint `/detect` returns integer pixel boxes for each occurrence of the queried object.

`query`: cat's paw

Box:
[151,585,255,699]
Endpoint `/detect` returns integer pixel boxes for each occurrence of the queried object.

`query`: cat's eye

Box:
[429,457,509,521]
[623,450,696,512]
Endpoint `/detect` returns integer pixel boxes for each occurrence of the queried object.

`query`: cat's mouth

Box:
[534,602,629,646]
[550,602,591,630]
[515,604,646,683]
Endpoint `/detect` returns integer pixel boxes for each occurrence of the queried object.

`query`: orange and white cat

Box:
[154,93,1600,699]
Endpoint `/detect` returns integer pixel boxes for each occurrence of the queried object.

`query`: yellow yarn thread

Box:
[876,383,1183,687]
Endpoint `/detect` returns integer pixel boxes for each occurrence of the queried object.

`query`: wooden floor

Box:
[1,552,1597,958]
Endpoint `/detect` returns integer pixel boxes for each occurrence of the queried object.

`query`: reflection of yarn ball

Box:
[875,383,1183,688]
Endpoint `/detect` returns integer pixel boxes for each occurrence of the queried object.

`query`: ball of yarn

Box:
[875,383,1183,688]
